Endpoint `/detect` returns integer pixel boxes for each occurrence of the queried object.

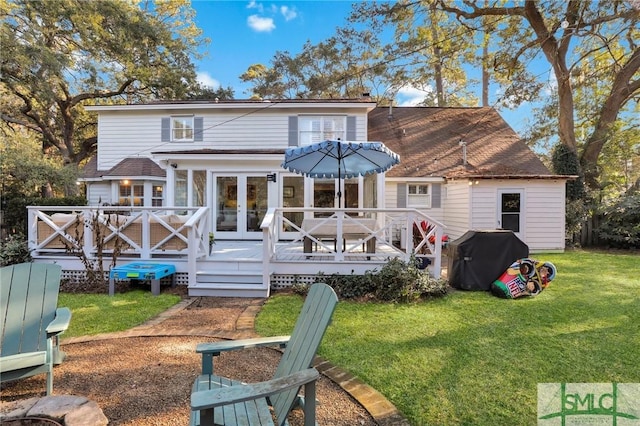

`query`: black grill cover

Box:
[447,230,529,291]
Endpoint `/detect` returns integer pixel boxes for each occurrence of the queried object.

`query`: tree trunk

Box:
[481,0,490,107]
[580,48,640,190]
[430,3,445,106]
[482,41,489,107]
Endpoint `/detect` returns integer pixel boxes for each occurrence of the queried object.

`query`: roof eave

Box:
[446,174,577,180]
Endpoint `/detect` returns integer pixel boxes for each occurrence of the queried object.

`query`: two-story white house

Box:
[30,98,569,297]
[81,99,568,251]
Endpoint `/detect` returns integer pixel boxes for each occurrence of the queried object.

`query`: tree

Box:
[436,0,640,192]
[1,0,206,189]
[240,30,390,101]
[0,123,76,198]
[349,1,479,107]
[187,83,235,101]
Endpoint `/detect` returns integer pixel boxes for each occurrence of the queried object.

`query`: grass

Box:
[255,250,640,425]
[58,290,181,338]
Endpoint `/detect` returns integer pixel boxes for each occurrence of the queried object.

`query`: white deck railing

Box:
[28,206,210,260]
[261,208,445,278]
[28,206,444,285]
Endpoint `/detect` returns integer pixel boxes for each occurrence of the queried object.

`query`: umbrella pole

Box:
[338,143,342,208]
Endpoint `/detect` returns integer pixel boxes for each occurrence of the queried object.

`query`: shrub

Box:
[0,234,32,266]
[598,193,640,249]
[4,195,87,235]
[372,256,448,302]
[308,256,448,303]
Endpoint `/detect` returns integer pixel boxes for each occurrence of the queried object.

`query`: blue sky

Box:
[190,1,537,136]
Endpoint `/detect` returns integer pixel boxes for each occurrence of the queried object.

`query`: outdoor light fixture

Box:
[170,163,178,169]
[266,173,277,182]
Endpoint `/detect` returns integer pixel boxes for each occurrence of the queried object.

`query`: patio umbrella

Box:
[282,140,400,207]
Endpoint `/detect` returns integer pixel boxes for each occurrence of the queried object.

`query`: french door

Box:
[214,174,268,239]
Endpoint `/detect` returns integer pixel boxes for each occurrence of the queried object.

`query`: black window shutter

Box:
[431,183,441,208]
[161,117,170,142]
[346,116,356,140]
[288,116,298,146]
[194,117,203,141]
[397,183,407,208]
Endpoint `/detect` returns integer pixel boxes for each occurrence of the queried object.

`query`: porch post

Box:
[83,208,93,256]
[141,210,150,259]
[188,223,197,288]
[27,207,36,253]
[165,167,175,208]
[433,226,443,278]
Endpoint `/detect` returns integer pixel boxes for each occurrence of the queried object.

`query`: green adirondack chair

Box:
[0,263,72,395]
[190,282,338,426]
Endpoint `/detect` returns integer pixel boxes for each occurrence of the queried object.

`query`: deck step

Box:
[196,270,262,284]
[190,270,268,298]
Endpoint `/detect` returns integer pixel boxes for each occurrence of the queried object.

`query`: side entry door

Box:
[498,189,524,240]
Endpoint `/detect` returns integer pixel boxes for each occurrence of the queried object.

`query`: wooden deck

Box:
[28,206,445,297]
[209,239,400,262]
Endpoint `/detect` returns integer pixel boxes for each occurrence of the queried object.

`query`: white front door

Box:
[214,174,268,239]
[498,189,524,239]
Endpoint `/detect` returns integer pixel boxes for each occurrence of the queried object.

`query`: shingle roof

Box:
[81,157,165,179]
[80,156,101,179]
[369,106,553,179]
[106,157,165,178]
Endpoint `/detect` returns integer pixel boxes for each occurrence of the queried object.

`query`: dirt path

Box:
[1,295,407,425]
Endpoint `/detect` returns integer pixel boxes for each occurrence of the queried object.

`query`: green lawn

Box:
[58,290,180,338]
[255,250,640,425]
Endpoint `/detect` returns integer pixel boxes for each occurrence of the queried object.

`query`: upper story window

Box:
[161,116,203,143]
[408,184,431,208]
[298,116,345,145]
[172,116,194,141]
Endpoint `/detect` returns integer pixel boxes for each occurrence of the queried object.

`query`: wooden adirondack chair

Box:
[0,263,72,395]
[190,282,338,426]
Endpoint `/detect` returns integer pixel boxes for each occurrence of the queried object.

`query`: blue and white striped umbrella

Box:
[282,140,400,206]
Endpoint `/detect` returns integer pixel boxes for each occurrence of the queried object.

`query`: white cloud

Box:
[397,85,432,106]
[280,5,297,21]
[246,1,263,12]
[197,71,220,89]
[247,14,275,32]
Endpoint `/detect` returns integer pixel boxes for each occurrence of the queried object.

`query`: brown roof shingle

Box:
[81,157,165,179]
[106,158,165,178]
[369,106,553,179]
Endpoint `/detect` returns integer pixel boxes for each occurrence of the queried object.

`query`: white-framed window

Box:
[408,184,431,208]
[172,116,194,141]
[119,181,144,206]
[152,185,164,207]
[298,116,346,145]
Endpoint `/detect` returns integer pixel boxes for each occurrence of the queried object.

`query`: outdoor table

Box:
[109,262,176,296]
[301,218,377,254]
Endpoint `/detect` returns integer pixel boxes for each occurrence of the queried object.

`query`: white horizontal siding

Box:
[384,182,398,208]
[96,109,368,170]
[443,182,470,240]
[523,181,566,251]
[460,180,565,251]
[86,183,111,206]
[470,184,497,230]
